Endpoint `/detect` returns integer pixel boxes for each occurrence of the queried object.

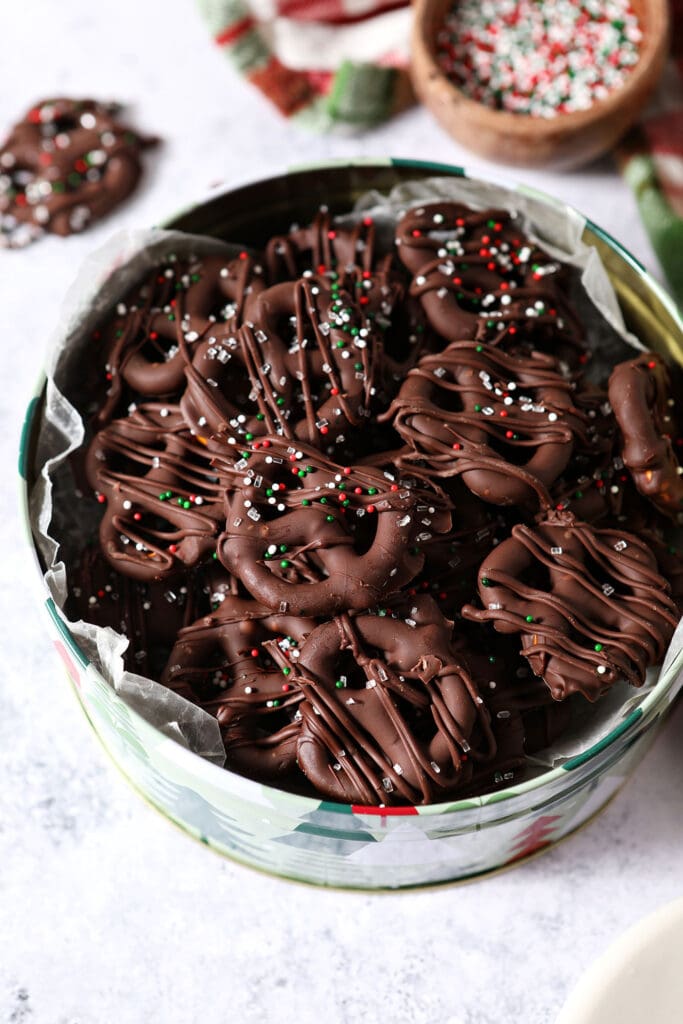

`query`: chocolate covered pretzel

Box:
[216,438,451,617]
[0,97,156,247]
[67,547,209,676]
[395,202,585,358]
[162,595,316,782]
[240,276,383,448]
[265,208,394,286]
[608,352,683,521]
[96,252,265,427]
[293,596,495,805]
[86,403,227,580]
[463,515,679,700]
[389,341,589,508]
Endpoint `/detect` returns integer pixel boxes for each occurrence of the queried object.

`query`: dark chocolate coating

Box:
[217,437,451,617]
[0,98,156,247]
[608,352,683,522]
[463,514,679,700]
[395,202,585,359]
[163,595,316,783]
[388,341,589,509]
[294,596,495,805]
[86,403,228,580]
[67,547,209,676]
[96,252,265,428]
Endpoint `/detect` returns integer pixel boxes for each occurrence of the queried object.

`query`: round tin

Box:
[20,160,683,890]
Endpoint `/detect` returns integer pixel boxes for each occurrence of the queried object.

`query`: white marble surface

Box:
[2,3,682,1022]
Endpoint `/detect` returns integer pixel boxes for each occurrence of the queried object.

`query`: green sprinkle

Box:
[279,544,288,553]
[594,643,603,652]
[335,679,346,689]
[326,515,335,523]
[525,615,535,623]
[481,577,491,587]
[280,560,290,569]
[245,432,254,442]
[301,499,310,506]
[474,404,482,413]
[256,413,265,421]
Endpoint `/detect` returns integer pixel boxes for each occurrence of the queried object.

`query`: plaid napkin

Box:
[616,0,683,306]
[199,0,682,306]
[198,0,413,131]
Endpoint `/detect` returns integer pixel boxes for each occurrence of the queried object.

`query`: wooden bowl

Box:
[411,0,670,170]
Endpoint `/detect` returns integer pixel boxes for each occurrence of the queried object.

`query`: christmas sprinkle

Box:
[436,0,641,118]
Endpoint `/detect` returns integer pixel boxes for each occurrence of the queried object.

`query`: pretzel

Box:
[67,546,208,676]
[86,403,228,580]
[265,208,395,286]
[162,595,316,783]
[243,276,383,445]
[96,252,265,427]
[292,596,495,804]
[395,202,585,358]
[462,514,679,700]
[608,352,683,522]
[0,97,156,247]
[216,437,451,617]
[388,341,589,508]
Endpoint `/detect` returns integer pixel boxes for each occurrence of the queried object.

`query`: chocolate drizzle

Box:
[388,340,590,508]
[463,515,679,700]
[86,403,227,579]
[293,597,495,805]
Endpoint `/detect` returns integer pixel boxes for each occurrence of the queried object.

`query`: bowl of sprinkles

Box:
[412,0,669,168]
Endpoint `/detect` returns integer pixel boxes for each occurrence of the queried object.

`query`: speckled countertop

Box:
[2,3,682,1023]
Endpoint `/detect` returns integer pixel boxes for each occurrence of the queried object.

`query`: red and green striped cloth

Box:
[198,0,413,130]
[199,0,683,306]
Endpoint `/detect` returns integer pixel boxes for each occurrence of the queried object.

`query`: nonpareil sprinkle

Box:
[436,0,641,118]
